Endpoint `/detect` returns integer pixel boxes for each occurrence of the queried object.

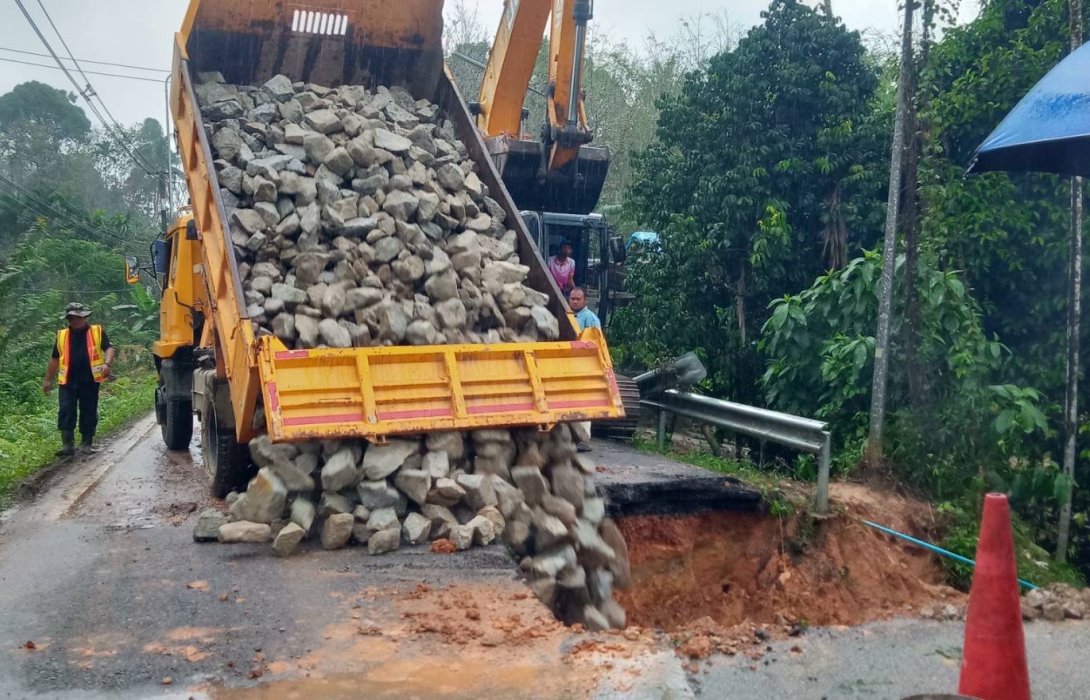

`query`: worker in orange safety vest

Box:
[43,302,116,456]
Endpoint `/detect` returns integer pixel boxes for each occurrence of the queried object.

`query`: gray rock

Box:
[383,190,419,220]
[295,314,320,347]
[532,507,570,548]
[321,446,360,491]
[531,305,560,340]
[345,286,384,311]
[558,566,586,590]
[477,505,506,537]
[203,99,244,120]
[290,497,317,533]
[456,473,497,510]
[405,319,438,345]
[271,282,307,306]
[318,318,352,347]
[402,512,432,545]
[450,523,475,551]
[264,74,295,101]
[248,433,299,469]
[284,122,308,144]
[362,439,419,480]
[551,462,585,509]
[426,432,466,460]
[394,469,431,506]
[304,108,343,134]
[512,465,550,506]
[435,298,467,330]
[599,600,626,629]
[531,544,578,578]
[368,528,401,555]
[374,237,404,263]
[193,509,228,542]
[571,519,616,568]
[269,458,315,493]
[324,146,355,177]
[583,605,610,632]
[357,480,401,510]
[375,302,409,343]
[425,270,459,302]
[373,128,412,153]
[436,162,466,191]
[303,132,335,163]
[232,208,267,234]
[318,491,354,517]
[279,99,304,123]
[428,477,466,507]
[423,451,450,479]
[272,522,306,556]
[321,285,347,317]
[542,494,578,526]
[321,513,355,550]
[212,128,243,162]
[466,514,496,545]
[229,468,288,524]
[581,498,606,525]
[218,521,273,543]
[421,504,459,539]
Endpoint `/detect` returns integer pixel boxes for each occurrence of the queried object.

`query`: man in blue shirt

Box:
[569,287,600,453]
[570,287,600,332]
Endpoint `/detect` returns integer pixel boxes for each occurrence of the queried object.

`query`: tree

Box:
[615,0,887,400]
[0,81,92,189]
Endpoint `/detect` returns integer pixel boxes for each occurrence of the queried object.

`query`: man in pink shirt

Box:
[548,241,576,293]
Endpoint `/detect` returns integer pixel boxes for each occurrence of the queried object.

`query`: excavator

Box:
[471,0,640,436]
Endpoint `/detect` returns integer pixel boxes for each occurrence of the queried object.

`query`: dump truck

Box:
[154,0,626,496]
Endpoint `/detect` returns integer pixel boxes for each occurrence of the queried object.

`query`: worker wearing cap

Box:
[43,302,115,456]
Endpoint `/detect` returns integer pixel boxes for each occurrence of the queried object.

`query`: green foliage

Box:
[613,0,888,401]
[0,372,156,503]
[0,81,90,141]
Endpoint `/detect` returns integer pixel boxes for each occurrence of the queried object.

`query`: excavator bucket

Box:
[179,0,445,94]
[485,135,609,215]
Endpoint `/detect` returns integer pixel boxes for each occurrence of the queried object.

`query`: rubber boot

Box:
[56,431,76,457]
[80,434,99,454]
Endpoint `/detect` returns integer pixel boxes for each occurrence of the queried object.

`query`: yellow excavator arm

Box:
[475,0,609,215]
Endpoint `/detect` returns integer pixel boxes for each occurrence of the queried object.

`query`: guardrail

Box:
[640,390,832,515]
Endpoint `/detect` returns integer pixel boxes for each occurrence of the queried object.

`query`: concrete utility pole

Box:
[1057,0,1084,564]
[866,0,915,465]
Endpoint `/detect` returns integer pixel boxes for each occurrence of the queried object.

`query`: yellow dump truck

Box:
[153,0,626,496]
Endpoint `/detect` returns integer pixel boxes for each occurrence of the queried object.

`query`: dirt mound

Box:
[616,483,960,636]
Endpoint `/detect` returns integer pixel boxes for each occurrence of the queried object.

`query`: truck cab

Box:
[520,211,627,325]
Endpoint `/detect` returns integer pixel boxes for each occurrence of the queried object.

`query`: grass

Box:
[630,435,802,515]
[0,371,157,503]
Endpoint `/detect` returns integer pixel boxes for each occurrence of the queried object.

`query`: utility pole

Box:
[823,0,833,17]
[1057,0,1084,564]
[866,0,915,465]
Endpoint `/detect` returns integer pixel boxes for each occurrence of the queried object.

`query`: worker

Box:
[548,240,576,293]
[569,287,600,332]
[43,302,115,456]
[569,287,598,453]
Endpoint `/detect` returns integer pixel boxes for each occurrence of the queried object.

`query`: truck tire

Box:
[162,397,194,450]
[201,402,253,499]
[593,374,641,440]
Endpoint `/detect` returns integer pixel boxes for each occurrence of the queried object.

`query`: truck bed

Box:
[170,0,625,443]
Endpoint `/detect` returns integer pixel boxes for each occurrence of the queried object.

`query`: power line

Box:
[0,56,166,84]
[0,45,168,73]
[0,172,142,247]
[12,0,161,178]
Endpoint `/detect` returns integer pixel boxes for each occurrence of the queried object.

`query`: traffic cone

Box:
[957,493,1030,700]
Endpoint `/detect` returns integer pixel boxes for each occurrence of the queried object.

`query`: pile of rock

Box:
[1021,583,1090,621]
[189,74,627,630]
[198,72,559,347]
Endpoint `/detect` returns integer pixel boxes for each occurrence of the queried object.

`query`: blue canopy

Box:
[968,40,1090,177]
[626,231,661,251]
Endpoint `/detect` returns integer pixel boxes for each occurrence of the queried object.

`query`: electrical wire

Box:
[12,0,161,178]
[0,56,166,83]
[0,45,168,73]
[0,172,143,247]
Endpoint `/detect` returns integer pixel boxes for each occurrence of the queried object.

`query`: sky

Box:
[0,0,982,129]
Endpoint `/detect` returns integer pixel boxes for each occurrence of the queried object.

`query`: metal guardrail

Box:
[641,390,833,515]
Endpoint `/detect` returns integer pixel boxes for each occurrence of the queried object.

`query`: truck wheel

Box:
[201,403,252,499]
[161,397,194,450]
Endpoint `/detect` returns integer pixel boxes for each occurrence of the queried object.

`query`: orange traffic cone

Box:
[957,493,1030,700]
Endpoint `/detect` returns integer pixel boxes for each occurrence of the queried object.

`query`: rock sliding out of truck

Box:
[156,0,625,492]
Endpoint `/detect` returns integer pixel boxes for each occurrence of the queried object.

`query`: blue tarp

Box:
[626,231,661,251]
[969,40,1090,177]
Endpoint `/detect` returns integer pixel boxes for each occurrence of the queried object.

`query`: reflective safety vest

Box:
[57,325,108,385]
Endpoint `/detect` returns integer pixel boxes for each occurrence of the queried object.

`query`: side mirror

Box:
[124,256,140,285]
[153,240,171,275]
[608,236,627,264]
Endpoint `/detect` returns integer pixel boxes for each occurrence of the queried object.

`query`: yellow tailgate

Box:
[257,329,625,442]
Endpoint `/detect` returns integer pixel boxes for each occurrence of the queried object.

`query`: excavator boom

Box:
[476,0,609,215]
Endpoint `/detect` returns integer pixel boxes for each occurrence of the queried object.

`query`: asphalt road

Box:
[0,415,1086,699]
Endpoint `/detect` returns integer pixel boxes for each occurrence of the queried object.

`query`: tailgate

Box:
[257,332,624,441]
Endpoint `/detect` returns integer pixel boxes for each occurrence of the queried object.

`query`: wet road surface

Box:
[2,415,1086,699]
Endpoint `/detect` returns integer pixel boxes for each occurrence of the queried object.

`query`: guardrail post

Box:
[657,409,668,450]
[814,431,832,515]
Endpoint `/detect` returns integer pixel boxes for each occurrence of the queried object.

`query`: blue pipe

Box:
[862,519,1038,591]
